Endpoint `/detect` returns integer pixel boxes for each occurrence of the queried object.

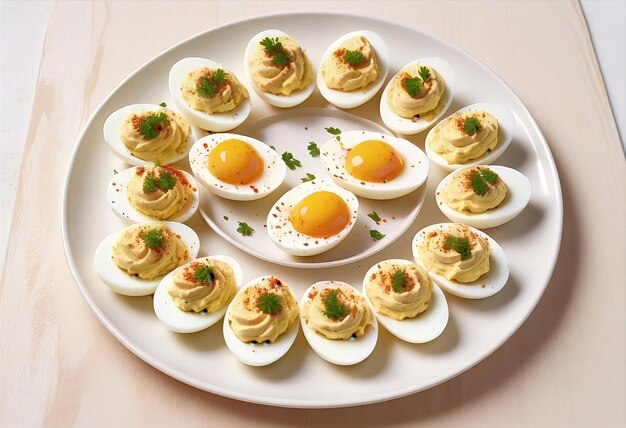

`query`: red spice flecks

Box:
[136,166,145,176]
[250,185,259,193]
[182,262,202,283]
[269,277,283,288]
[131,114,144,132]
[160,164,190,187]
[203,143,208,149]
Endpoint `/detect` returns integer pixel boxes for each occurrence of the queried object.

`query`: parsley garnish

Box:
[307,141,320,157]
[325,127,341,135]
[367,211,381,223]
[113,169,118,174]
[392,269,408,293]
[194,265,215,285]
[301,173,316,183]
[471,168,499,196]
[159,102,167,107]
[197,69,227,97]
[343,49,364,66]
[236,221,254,236]
[370,230,385,241]
[142,170,177,193]
[418,66,431,82]
[281,151,302,170]
[463,117,481,136]
[258,292,282,315]
[322,290,349,320]
[142,229,165,249]
[260,36,291,67]
[443,236,472,261]
[139,112,169,140]
[405,77,422,98]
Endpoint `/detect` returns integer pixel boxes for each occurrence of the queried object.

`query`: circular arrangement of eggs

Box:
[95,28,532,367]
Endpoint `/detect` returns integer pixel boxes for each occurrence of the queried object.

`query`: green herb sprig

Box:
[325,127,341,135]
[142,229,165,249]
[236,221,254,236]
[322,290,349,320]
[194,265,215,285]
[367,211,381,223]
[405,77,422,98]
[281,151,302,170]
[301,173,316,183]
[392,269,408,293]
[139,112,169,140]
[463,117,481,136]
[258,292,282,315]
[443,236,472,261]
[260,37,291,67]
[343,49,364,66]
[418,66,431,82]
[471,168,499,196]
[307,142,320,157]
[197,68,227,97]
[370,230,385,241]
[143,170,177,193]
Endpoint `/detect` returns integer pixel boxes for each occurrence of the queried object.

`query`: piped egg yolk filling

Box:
[208,139,263,185]
[345,140,403,183]
[289,191,350,238]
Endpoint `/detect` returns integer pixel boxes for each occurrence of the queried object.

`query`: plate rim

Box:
[61,11,563,408]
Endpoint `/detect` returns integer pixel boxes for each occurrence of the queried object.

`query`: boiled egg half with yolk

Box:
[266,180,358,256]
[189,133,286,201]
[320,130,429,200]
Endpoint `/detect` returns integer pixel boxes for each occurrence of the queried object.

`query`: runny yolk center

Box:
[208,139,263,185]
[289,191,350,238]
[345,140,403,183]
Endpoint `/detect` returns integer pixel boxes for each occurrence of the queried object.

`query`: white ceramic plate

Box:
[62,13,562,408]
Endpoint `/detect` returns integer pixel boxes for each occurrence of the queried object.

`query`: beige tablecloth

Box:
[1,1,624,426]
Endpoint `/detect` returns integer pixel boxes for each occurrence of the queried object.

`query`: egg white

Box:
[411,223,510,299]
[266,179,359,257]
[379,57,456,135]
[300,281,378,365]
[316,30,389,109]
[425,102,515,171]
[244,29,315,108]
[362,259,449,343]
[223,276,299,366]
[435,165,532,229]
[93,221,200,297]
[189,133,286,201]
[320,130,429,200]
[107,165,199,223]
[168,57,251,132]
[153,255,243,333]
[103,103,195,165]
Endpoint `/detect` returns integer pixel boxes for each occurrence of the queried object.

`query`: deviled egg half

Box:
[168,57,251,132]
[362,259,448,344]
[189,133,286,201]
[412,223,509,299]
[380,57,455,135]
[266,179,359,257]
[244,29,314,108]
[94,221,200,296]
[107,164,199,223]
[153,255,242,333]
[103,103,194,165]
[320,130,429,200]
[435,165,531,229]
[317,30,389,109]
[300,281,378,365]
[425,102,515,171]
[223,276,300,366]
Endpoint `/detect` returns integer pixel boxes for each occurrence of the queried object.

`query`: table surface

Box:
[1,1,625,426]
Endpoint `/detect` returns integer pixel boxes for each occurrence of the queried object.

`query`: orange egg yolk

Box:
[289,191,350,238]
[345,140,403,183]
[208,139,264,185]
